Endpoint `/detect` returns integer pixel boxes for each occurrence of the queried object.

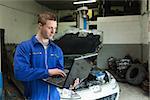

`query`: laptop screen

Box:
[63,58,93,88]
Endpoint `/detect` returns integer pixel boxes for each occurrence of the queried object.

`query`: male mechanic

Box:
[14,11,67,100]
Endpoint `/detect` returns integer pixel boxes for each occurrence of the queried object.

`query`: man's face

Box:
[40,20,57,39]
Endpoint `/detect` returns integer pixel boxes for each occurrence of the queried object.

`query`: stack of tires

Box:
[107,56,147,85]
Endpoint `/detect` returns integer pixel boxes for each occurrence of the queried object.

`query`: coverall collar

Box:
[31,35,52,46]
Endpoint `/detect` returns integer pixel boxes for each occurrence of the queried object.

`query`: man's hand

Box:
[48,68,66,77]
[69,78,80,90]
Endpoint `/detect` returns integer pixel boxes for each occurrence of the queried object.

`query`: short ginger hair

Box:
[37,11,57,25]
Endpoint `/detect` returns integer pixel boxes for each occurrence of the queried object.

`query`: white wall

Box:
[56,22,76,39]
[140,0,149,64]
[0,0,52,43]
[141,15,149,44]
[97,15,141,44]
[58,15,142,44]
[141,0,149,44]
[57,22,76,34]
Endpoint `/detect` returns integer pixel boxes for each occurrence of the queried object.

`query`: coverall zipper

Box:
[44,48,50,100]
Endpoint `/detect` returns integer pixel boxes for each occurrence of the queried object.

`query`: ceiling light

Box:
[73,0,96,5]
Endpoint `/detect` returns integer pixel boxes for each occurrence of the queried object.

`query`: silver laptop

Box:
[42,54,97,88]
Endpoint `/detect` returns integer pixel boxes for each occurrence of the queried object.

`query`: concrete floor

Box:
[118,82,149,100]
[5,78,149,100]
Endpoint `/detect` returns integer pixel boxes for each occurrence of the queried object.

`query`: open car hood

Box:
[54,28,103,55]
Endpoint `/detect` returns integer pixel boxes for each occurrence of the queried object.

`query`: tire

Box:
[126,64,146,85]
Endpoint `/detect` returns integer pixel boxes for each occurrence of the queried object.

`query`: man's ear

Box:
[38,23,42,29]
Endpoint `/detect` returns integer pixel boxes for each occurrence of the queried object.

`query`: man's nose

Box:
[51,28,55,34]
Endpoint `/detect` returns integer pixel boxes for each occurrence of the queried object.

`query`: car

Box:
[58,70,120,100]
[54,28,120,100]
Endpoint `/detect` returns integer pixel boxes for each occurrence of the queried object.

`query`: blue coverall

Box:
[14,35,64,100]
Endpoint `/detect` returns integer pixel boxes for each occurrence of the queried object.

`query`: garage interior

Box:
[0,0,149,100]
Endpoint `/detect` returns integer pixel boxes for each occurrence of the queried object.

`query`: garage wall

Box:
[97,44,142,68]
[141,14,149,62]
[57,22,76,37]
[0,0,52,43]
[57,21,97,35]
[140,0,149,63]
[97,16,141,44]
[57,15,142,68]
[97,16,142,68]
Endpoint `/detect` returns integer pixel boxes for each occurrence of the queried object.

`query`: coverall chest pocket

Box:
[30,51,43,67]
[48,53,59,68]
